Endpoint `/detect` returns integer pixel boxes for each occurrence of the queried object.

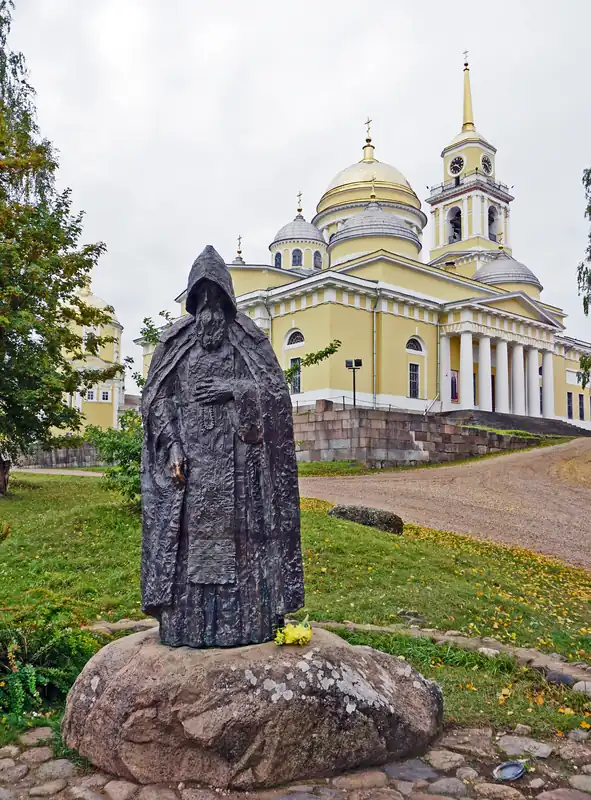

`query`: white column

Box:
[478,336,492,412]
[542,350,555,419]
[462,196,468,239]
[440,334,451,411]
[459,331,474,409]
[511,344,526,416]
[431,212,437,249]
[439,206,445,247]
[505,207,511,248]
[496,340,509,413]
[472,194,480,236]
[526,348,540,417]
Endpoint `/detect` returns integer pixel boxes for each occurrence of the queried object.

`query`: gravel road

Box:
[299,438,591,569]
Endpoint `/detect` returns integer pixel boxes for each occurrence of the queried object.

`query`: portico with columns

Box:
[439,300,560,418]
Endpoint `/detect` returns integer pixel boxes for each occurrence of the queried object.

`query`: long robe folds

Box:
[141,248,304,648]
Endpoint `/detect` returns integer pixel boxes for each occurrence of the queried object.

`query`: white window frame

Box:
[405,337,425,355]
[85,388,96,402]
[99,388,112,403]
[408,362,420,399]
[284,329,305,350]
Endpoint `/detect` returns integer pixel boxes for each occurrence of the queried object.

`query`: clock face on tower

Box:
[449,156,464,175]
[481,155,493,175]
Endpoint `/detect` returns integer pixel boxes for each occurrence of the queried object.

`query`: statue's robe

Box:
[141,305,303,649]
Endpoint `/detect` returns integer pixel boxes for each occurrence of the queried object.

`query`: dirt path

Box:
[299,438,591,569]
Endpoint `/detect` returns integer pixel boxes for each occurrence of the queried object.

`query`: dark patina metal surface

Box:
[140,245,304,648]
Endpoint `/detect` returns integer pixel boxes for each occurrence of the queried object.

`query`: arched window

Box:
[286,330,304,347]
[292,248,303,267]
[447,207,462,243]
[274,252,282,269]
[488,206,499,242]
[313,250,322,269]
[406,337,423,352]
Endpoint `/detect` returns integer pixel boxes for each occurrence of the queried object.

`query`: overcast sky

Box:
[11,0,591,382]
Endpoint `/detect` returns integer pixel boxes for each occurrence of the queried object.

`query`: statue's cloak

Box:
[140,247,304,626]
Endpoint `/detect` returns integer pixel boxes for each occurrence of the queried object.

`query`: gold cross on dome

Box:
[297,191,303,212]
[237,234,242,253]
[463,49,469,65]
[365,116,372,138]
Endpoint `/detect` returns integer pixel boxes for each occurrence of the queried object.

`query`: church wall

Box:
[377,315,437,401]
[330,235,419,264]
[494,283,541,301]
[228,267,295,296]
[483,298,544,321]
[348,261,491,303]
[270,304,333,395]
[80,396,115,430]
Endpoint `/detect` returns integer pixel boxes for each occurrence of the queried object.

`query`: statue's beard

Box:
[196,307,227,351]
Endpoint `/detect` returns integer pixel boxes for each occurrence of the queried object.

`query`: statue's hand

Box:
[169,443,185,484]
[194,378,234,405]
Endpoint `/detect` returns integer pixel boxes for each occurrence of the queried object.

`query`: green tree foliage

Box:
[577,168,591,388]
[86,410,142,508]
[0,1,120,492]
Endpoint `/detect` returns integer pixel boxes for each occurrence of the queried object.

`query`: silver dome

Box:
[271,214,326,247]
[329,201,421,250]
[473,253,543,290]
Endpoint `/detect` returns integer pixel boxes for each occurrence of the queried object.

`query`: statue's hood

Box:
[185,245,237,317]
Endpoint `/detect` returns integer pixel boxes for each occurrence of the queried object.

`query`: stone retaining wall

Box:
[293,400,541,467]
[16,443,103,469]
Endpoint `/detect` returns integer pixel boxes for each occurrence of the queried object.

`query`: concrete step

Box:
[441,410,591,438]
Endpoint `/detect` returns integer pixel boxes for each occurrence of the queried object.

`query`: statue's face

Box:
[195,281,228,351]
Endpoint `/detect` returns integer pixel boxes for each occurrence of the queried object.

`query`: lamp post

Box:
[345,359,363,407]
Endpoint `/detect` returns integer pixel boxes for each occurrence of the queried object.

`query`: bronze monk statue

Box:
[140,245,304,648]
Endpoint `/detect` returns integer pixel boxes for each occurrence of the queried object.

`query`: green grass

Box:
[2,474,591,741]
[2,476,589,665]
[337,630,591,736]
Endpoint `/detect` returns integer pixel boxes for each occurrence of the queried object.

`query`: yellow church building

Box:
[65,281,125,430]
[138,59,591,429]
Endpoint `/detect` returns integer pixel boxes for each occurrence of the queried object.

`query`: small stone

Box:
[0,763,28,782]
[105,780,139,800]
[428,777,468,796]
[0,746,19,759]
[0,789,15,800]
[546,672,576,686]
[19,746,54,764]
[529,779,546,789]
[349,791,404,800]
[498,735,553,758]
[394,781,417,795]
[474,783,525,800]
[411,794,461,800]
[514,724,532,736]
[0,758,15,770]
[18,727,55,746]
[332,769,388,789]
[569,776,591,793]
[68,788,105,800]
[425,749,465,771]
[36,758,77,782]
[29,781,68,798]
[573,682,591,696]
[328,504,403,534]
[559,742,591,764]
[439,728,495,758]
[445,630,463,637]
[456,767,480,782]
[138,787,178,800]
[478,647,500,658]
[538,791,591,800]
[582,764,591,774]
[276,795,318,800]
[568,730,591,743]
[74,775,111,789]
[385,760,439,781]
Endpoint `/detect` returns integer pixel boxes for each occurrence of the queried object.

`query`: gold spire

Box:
[462,51,475,132]
[370,174,377,200]
[362,116,375,162]
[296,191,303,215]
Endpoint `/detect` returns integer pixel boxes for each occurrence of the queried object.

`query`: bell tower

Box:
[426,56,514,266]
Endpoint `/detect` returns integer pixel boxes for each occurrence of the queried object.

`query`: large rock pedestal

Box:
[62,627,443,790]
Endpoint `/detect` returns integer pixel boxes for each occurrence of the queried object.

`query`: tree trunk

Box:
[0,459,10,496]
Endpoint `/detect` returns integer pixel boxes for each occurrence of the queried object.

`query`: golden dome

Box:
[326,152,411,192]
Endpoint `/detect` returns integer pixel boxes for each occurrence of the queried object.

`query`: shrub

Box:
[86,410,142,508]
[0,622,105,717]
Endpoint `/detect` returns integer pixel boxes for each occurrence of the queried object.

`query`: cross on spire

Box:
[297,191,303,214]
[365,116,372,140]
[237,234,242,255]
[463,49,469,66]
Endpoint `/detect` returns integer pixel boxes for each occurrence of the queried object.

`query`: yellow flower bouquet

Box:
[274,616,312,646]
